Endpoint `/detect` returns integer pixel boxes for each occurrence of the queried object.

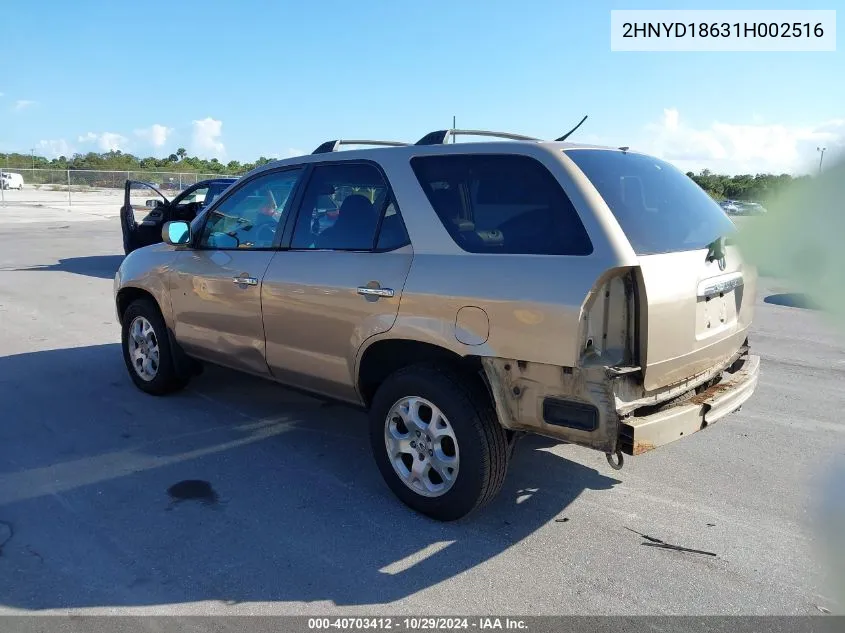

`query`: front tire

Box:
[369,364,509,521]
[121,298,189,395]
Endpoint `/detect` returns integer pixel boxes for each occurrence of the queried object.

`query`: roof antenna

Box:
[555,115,588,142]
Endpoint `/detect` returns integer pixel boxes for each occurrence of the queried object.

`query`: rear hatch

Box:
[566,149,756,391]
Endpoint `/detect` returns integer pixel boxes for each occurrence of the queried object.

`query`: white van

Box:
[0,172,24,190]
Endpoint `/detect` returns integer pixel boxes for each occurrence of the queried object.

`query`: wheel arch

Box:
[356,338,490,409]
[116,284,197,380]
[114,255,176,330]
[116,286,162,325]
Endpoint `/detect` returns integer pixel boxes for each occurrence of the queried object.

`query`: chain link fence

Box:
[0,168,238,209]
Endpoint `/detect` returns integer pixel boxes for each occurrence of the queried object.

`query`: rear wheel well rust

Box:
[357,339,488,409]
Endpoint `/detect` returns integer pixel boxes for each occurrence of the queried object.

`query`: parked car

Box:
[0,172,24,190]
[719,199,740,214]
[114,131,759,521]
[737,201,767,216]
[120,177,237,254]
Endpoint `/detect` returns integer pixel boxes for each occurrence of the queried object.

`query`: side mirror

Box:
[162,221,191,246]
[146,199,165,209]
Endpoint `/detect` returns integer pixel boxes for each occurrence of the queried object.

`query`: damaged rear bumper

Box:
[618,353,760,455]
[481,348,760,458]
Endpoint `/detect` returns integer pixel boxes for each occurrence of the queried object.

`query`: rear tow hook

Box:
[606,450,624,470]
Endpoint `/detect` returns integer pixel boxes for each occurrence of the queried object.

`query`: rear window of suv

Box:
[410,154,592,255]
[565,149,735,256]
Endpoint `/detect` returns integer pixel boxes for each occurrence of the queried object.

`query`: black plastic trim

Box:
[542,398,599,432]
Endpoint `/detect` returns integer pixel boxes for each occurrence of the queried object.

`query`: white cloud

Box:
[78,131,128,152]
[191,117,225,157]
[134,123,172,148]
[14,100,36,111]
[39,139,74,158]
[642,108,845,175]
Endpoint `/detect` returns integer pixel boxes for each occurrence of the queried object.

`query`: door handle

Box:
[232,275,258,286]
[357,286,394,298]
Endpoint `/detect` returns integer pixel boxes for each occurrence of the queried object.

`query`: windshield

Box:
[566,149,735,256]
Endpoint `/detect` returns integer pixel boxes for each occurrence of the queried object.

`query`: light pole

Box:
[30,148,35,171]
[817,146,826,175]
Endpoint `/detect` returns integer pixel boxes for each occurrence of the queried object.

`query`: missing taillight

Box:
[580,269,637,368]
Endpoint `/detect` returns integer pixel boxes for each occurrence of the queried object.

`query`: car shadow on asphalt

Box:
[0,343,621,610]
[763,293,821,310]
[12,255,124,280]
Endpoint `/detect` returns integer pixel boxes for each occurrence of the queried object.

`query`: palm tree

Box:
[176,148,187,160]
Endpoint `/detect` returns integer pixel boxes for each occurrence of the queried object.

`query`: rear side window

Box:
[410,154,592,255]
[291,162,409,251]
[566,149,736,256]
[375,201,411,251]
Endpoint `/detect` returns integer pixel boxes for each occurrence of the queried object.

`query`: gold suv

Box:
[114,130,760,521]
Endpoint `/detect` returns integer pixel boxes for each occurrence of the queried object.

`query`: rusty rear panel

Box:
[619,352,760,455]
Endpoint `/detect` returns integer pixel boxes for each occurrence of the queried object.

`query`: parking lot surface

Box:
[0,207,843,616]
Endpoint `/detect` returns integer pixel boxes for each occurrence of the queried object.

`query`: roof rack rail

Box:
[415,116,589,146]
[311,139,409,154]
[415,129,541,146]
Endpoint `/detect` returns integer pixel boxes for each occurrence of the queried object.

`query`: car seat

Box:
[317,194,378,250]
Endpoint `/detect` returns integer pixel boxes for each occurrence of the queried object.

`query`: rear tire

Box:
[369,363,509,521]
[121,298,189,395]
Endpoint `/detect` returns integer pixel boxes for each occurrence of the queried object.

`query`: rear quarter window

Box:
[565,149,735,256]
[410,154,592,255]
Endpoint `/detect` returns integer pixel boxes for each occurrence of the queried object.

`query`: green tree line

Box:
[686,169,811,203]
[0,148,273,176]
[1,149,810,202]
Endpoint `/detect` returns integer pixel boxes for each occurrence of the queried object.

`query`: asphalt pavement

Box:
[0,213,843,616]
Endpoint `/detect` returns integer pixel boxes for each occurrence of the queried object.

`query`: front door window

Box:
[200,169,302,250]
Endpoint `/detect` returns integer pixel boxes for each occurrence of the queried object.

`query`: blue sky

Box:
[0,0,841,173]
